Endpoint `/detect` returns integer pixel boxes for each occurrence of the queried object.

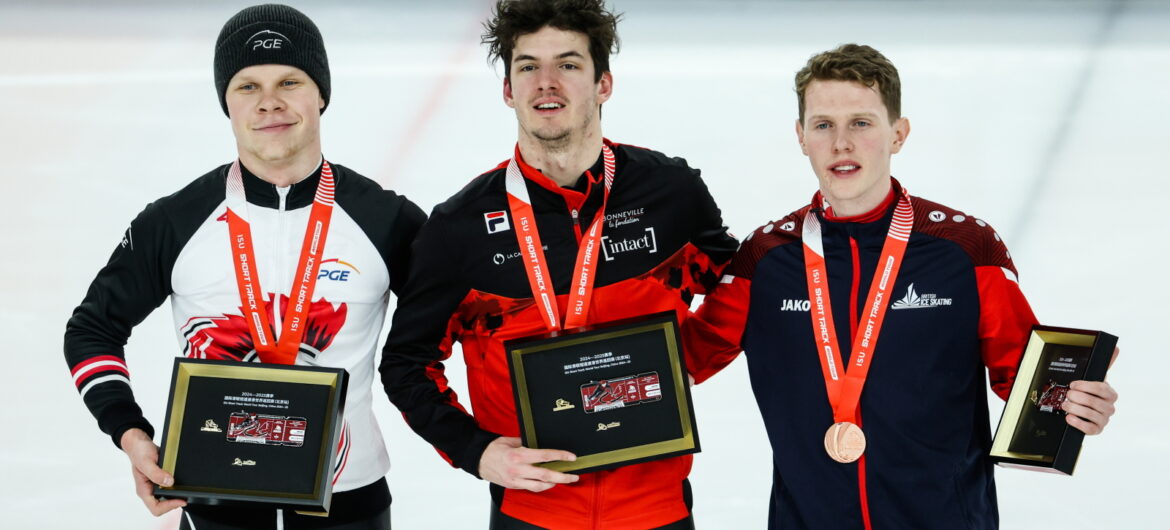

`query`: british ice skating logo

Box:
[890,283,952,310]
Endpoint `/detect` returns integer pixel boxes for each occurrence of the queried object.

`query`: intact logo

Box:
[780,299,810,312]
[890,283,953,310]
[601,227,657,261]
[247,30,291,51]
[317,259,360,282]
[484,211,510,234]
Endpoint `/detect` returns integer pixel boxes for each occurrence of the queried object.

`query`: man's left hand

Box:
[1063,346,1120,435]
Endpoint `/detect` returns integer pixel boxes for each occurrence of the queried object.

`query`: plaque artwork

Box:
[580,372,662,413]
[227,412,308,447]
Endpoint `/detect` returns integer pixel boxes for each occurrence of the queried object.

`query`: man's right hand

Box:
[478,436,580,492]
[120,428,187,516]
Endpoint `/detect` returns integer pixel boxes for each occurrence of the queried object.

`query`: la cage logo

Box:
[247,30,290,51]
[484,211,510,234]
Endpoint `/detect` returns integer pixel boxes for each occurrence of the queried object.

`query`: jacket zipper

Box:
[848,235,873,530]
[273,185,290,333]
[592,473,602,529]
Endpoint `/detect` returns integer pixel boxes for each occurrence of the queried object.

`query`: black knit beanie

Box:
[213,4,330,117]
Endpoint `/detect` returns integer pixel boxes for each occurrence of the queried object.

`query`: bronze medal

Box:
[824,421,866,463]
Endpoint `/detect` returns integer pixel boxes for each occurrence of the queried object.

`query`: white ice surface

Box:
[1,1,1166,528]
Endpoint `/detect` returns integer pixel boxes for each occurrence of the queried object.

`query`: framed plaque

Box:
[990,325,1116,475]
[505,311,699,474]
[154,358,347,513]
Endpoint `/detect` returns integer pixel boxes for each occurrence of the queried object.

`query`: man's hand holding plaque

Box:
[121,428,185,516]
[1061,347,1119,436]
[479,436,580,492]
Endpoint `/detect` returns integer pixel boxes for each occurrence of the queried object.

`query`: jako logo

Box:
[780,299,810,312]
[601,227,657,261]
[484,211,510,234]
[247,30,290,51]
[317,259,360,282]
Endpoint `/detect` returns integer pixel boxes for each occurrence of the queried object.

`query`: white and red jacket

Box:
[65,160,425,493]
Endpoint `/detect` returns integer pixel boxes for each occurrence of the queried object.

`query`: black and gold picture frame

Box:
[990,325,1116,475]
[505,311,699,474]
[153,358,347,513]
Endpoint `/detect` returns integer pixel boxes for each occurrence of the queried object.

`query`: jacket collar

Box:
[239,158,324,210]
[813,177,903,225]
[511,141,610,211]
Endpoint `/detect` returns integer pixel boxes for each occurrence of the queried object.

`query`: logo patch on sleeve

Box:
[484,211,511,234]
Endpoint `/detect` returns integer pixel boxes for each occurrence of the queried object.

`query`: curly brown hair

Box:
[795,44,901,124]
[482,0,621,82]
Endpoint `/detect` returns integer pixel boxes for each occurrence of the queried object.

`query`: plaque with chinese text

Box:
[506,312,699,474]
[990,325,1116,475]
[154,359,347,512]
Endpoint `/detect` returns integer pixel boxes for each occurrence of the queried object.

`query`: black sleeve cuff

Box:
[99,402,154,449]
[458,430,501,479]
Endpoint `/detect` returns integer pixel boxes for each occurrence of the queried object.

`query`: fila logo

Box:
[780,299,810,312]
[890,283,953,310]
[601,227,657,261]
[248,30,290,51]
[484,211,510,234]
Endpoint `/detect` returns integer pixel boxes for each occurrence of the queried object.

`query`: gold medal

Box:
[824,421,866,463]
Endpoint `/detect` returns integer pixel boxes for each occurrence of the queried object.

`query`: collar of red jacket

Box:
[813,177,903,224]
[511,140,612,211]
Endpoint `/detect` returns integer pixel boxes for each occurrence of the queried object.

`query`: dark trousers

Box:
[179,478,390,530]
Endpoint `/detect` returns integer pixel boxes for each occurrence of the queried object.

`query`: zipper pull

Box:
[570,208,583,243]
[276,185,290,212]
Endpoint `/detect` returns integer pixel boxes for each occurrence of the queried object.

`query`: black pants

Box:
[179,478,390,530]
[488,480,694,529]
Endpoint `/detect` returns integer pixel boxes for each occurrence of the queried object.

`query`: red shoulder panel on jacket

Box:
[728,205,810,279]
[910,197,1018,276]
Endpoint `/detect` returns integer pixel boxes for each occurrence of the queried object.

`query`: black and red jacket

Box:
[685,179,1038,529]
[381,140,737,529]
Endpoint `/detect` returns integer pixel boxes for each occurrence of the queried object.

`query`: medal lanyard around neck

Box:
[801,188,913,424]
[504,145,615,332]
[224,159,336,365]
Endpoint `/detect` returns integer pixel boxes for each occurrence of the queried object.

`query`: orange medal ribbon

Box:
[224,160,336,365]
[504,144,615,331]
[801,189,914,438]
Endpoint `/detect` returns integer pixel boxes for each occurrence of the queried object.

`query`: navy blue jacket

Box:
[686,180,1036,529]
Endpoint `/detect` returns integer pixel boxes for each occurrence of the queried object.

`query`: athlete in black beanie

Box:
[214,4,331,116]
[65,4,425,530]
